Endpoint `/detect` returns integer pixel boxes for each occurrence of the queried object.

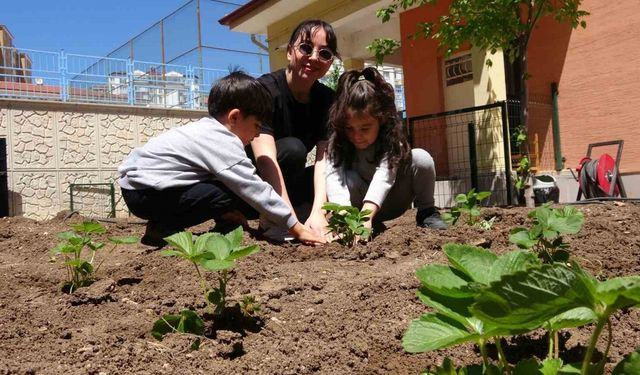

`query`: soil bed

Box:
[0,202,639,374]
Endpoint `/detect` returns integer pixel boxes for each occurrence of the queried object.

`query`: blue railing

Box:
[0,46,256,110]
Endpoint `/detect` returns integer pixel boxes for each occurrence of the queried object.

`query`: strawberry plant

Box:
[160,226,259,315]
[403,242,640,375]
[152,226,260,345]
[322,202,372,246]
[441,189,491,226]
[50,221,138,293]
[509,204,584,263]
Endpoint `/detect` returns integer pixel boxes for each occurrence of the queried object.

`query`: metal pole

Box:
[468,122,478,191]
[551,82,563,171]
[69,183,75,212]
[109,183,116,218]
[500,101,513,206]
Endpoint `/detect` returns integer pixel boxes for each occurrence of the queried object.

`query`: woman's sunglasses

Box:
[296,43,334,62]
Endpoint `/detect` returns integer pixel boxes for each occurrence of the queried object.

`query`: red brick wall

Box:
[529,0,640,173]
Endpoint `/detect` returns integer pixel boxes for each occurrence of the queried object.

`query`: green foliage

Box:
[613,348,640,375]
[441,189,491,226]
[153,227,260,348]
[50,221,138,293]
[367,38,401,65]
[513,126,532,196]
[160,226,259,315]
[324,63,342,91]
[509,204,584,263]
[323,202,372,246]
[239,295,261,317]
[369,0,588,64]
[403,241,640,375]
[151,309,205,350]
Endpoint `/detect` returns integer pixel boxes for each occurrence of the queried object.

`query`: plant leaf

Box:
[471,264,596,330]
[612,348,640,375]
[107,236,139,244]
[443,243,497,284]
[201,259,235,271]
[548,307,597,331]
[509,228,536,249]
[488,250,540,284]
[70,221,106,235]
[596,276,640,309]
[224,226,244,248]
[151,309,204,341]
[227,244,260,261]
[403,313,479,353]
[57,231,80,241]
[164,232,194,255]
[416,264,475,298]
[204,234,232,260]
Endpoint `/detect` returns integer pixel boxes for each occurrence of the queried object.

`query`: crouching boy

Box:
[118,72,325,247]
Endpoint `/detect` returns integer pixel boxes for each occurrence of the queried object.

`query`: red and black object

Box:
[576,140,627,200]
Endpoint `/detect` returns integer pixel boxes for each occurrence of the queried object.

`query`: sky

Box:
[3,0,244,57]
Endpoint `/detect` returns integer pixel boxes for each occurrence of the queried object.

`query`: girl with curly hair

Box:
[325,67,446,236]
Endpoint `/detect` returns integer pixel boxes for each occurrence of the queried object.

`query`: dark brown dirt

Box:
[0,202,639,374]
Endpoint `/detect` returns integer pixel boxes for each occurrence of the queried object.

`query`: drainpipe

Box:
[251,34,269,73]
[551,82,562,171]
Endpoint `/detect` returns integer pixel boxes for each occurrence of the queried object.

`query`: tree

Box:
[369,0,588,138]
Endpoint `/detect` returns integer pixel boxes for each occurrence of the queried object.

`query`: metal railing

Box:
[0,46,257,110]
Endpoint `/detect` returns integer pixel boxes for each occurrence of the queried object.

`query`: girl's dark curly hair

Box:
[328,66,410,171]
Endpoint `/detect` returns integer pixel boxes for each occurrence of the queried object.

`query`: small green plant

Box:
[403,242,640,375]
[513,125,532,205]
[152,227,260,346]
[151,309,205,350]
[50,221,138,293]
[441,189,491,226]
[239,295,261,317]
[160,226,259,315]
[324,63,342,91]
[322,202,372,246]
[509,204,584,263]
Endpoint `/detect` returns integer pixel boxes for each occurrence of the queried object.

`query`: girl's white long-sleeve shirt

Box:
[325,145,397,207]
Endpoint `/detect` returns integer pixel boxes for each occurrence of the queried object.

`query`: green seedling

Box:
[509,204,584,263]
[323,202,372,246]
[441,189,491,226]
[403,242,640,375]
[512,125,532,205]
[151,309,205,350]
[50,221,138,293]
[239,295,261,317]
[160,226,259,315]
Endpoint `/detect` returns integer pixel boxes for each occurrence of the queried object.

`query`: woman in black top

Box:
[251,20,338,238]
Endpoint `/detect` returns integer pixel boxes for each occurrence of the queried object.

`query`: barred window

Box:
[444,53,473,86]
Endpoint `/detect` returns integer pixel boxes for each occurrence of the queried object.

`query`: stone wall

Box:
[0,99,205,220]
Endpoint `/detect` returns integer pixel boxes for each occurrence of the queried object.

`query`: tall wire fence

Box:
[0,45,251,109]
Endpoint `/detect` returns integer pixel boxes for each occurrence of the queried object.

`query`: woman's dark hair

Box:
[328,67,409,170]
[288,19,339,58]
[208,71,272,127]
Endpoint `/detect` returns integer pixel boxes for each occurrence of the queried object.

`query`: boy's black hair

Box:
[287,20,339,58]
[207,71,272,126]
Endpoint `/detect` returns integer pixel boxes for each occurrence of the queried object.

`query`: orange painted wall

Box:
[528,0,640,173]
[399,1,451,119]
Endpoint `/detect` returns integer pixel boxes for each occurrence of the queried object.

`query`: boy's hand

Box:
[289,222,326,246]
